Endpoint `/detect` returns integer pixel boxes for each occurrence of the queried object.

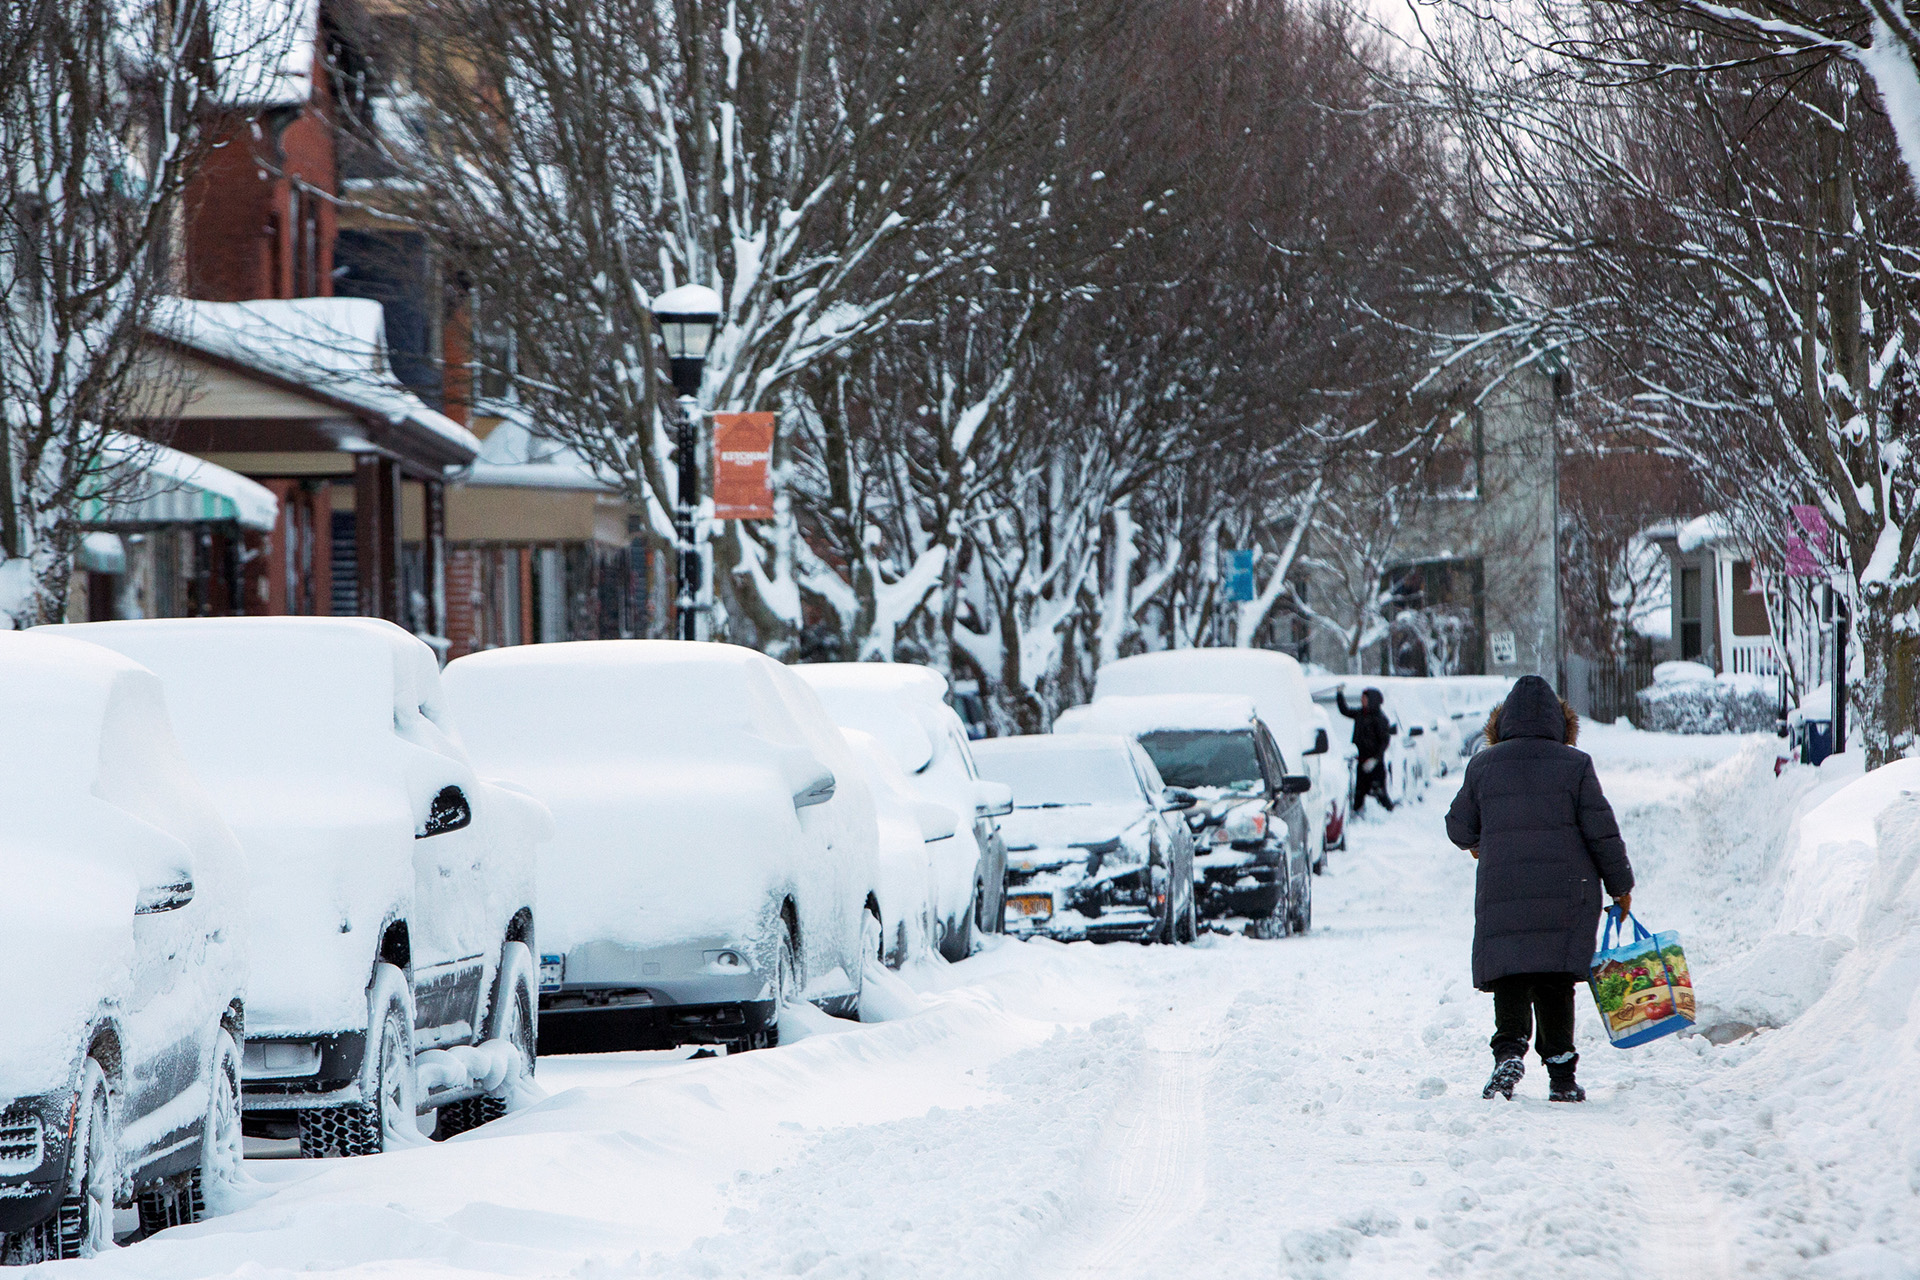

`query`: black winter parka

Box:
[1445,675,1634,989]
[1336,688,1394,762]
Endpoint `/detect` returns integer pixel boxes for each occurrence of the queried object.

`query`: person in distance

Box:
[1335,685,1396,815]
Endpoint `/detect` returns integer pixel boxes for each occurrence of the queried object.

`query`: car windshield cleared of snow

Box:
[1137,729,1263,791]
[974,746,1142,808]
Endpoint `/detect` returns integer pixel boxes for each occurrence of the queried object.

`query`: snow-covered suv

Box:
[796,663,1012,963]
[53,618,545,1157]
[443,640,882,1054]
[0,633,247,1260]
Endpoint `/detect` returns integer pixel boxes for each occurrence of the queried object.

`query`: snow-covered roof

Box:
[80,432,279,531]
[1055,694,1258,737]
[1677,512,1743,554]
[211,0,319,108]
[149,298,480,463]
[466,411,617,492]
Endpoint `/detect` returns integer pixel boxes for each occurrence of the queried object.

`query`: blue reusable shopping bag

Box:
[1587,909,1696,1048]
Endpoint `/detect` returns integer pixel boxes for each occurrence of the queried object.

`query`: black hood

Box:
[1494,675,1568,743]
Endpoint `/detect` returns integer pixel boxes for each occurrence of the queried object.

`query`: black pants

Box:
[1352,759,1394,813]
[1489,972,1579,1078]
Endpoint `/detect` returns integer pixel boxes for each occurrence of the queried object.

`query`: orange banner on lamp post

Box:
[711,413,775,519]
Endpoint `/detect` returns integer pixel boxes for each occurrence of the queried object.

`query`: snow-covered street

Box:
[41,726,1913,1280]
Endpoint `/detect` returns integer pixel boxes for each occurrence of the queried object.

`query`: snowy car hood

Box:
[997,803,1148,856]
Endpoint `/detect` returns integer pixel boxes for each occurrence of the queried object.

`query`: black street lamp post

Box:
[651,285,722,641]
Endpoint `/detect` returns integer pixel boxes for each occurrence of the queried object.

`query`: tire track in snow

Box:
[1036,1014,1218,1278]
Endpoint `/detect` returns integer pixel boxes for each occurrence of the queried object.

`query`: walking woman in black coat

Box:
[1335,686,1396,814]
[1445,675,1634,1103]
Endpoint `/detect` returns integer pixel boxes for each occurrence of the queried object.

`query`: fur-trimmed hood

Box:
[1484,675,1579,746]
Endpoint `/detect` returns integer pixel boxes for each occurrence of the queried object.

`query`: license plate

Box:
[539,954,565,993]
[1008,894,1052,920]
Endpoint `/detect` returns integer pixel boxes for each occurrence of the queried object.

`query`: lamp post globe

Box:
[651,283,722,642]
[651,283,722,398]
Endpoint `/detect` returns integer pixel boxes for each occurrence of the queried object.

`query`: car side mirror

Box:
[792,767,836,809]
[1279,775,1313,795]
[1161,786,1199,811]
[973,780,1014,819]
[914,800,959,842]
[417,785,473,838]
[1307,728,1330,755]
[135,877,195,914]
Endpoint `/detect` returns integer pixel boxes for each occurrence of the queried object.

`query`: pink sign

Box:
[1791,505,1829,538]
[1786,505,1830,578]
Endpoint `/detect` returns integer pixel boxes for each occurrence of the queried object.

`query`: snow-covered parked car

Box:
[53,618,543,1157]
[796,663,1012,963]
[1056,694,1315,936]
[442,641,882,1054]
[1093,649,1333,869]
[972,734,1197,944]
[837,730,962,968]
[0,632,247,1260]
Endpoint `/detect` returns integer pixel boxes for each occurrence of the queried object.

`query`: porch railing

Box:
[1726,636,1779,678]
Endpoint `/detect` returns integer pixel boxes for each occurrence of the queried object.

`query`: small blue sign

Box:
[1224,549,1256,602]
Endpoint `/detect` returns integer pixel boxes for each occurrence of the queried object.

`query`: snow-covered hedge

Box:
[1633,663,1775,734]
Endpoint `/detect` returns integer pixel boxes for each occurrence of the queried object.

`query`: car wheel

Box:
[437,942,536,1138]
[1292,868,1313,934]
[52,1058,115,1259]
[1175,868,1198,944]
[197,1028,244,1215]
[299,966,417,1157]
[941,886,979,963]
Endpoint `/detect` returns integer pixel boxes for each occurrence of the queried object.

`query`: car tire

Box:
[198,1028,244,1215]
[437,942,536,1138]
[940,886,978,963]
[1174,869,1198,944]
[299,965,417,1157]
[53,1058,115,1259]
[1291,867,1313,934]
[1246,867,1295,941]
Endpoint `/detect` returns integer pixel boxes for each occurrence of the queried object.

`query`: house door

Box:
[1678,566,1703,662]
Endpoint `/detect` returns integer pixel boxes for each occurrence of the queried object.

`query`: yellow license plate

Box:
[1008,894,1053,919]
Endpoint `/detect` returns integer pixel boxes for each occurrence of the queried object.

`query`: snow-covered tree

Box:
[0,0,279,626]
[1422,0,1920,762]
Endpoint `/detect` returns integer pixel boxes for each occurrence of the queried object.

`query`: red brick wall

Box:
[185,52,338,302]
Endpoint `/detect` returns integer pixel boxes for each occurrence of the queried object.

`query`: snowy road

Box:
[47,729,1913,1278]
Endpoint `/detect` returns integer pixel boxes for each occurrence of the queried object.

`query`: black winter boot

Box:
[1482,1058,1524,1100]
[1548,1079,1586,1102]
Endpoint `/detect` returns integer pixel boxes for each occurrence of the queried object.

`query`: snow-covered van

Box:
[796,663,1012,962]
[52,618,544,1157]
[972,734,1198,944]
[0,633,246,1260]
[1093,649,1334,868]
[1055,694,1315,935]
[443,641,883,1054]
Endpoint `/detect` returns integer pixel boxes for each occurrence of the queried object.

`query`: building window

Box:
[1425,408,1483,499]
[1678,565,1702,661]
[1730,560,1769,638]
[291,188,321,297]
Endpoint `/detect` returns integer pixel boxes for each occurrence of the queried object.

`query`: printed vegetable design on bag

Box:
[1588,910,1696,1047]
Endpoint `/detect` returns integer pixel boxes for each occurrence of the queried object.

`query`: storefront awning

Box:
[77,435,279,531]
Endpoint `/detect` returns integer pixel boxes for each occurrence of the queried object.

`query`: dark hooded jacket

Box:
[1445,675,1633,989]
[1336,687,1394,761]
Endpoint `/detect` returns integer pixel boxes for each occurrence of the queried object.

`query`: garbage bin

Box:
[1798,718,1835,766]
